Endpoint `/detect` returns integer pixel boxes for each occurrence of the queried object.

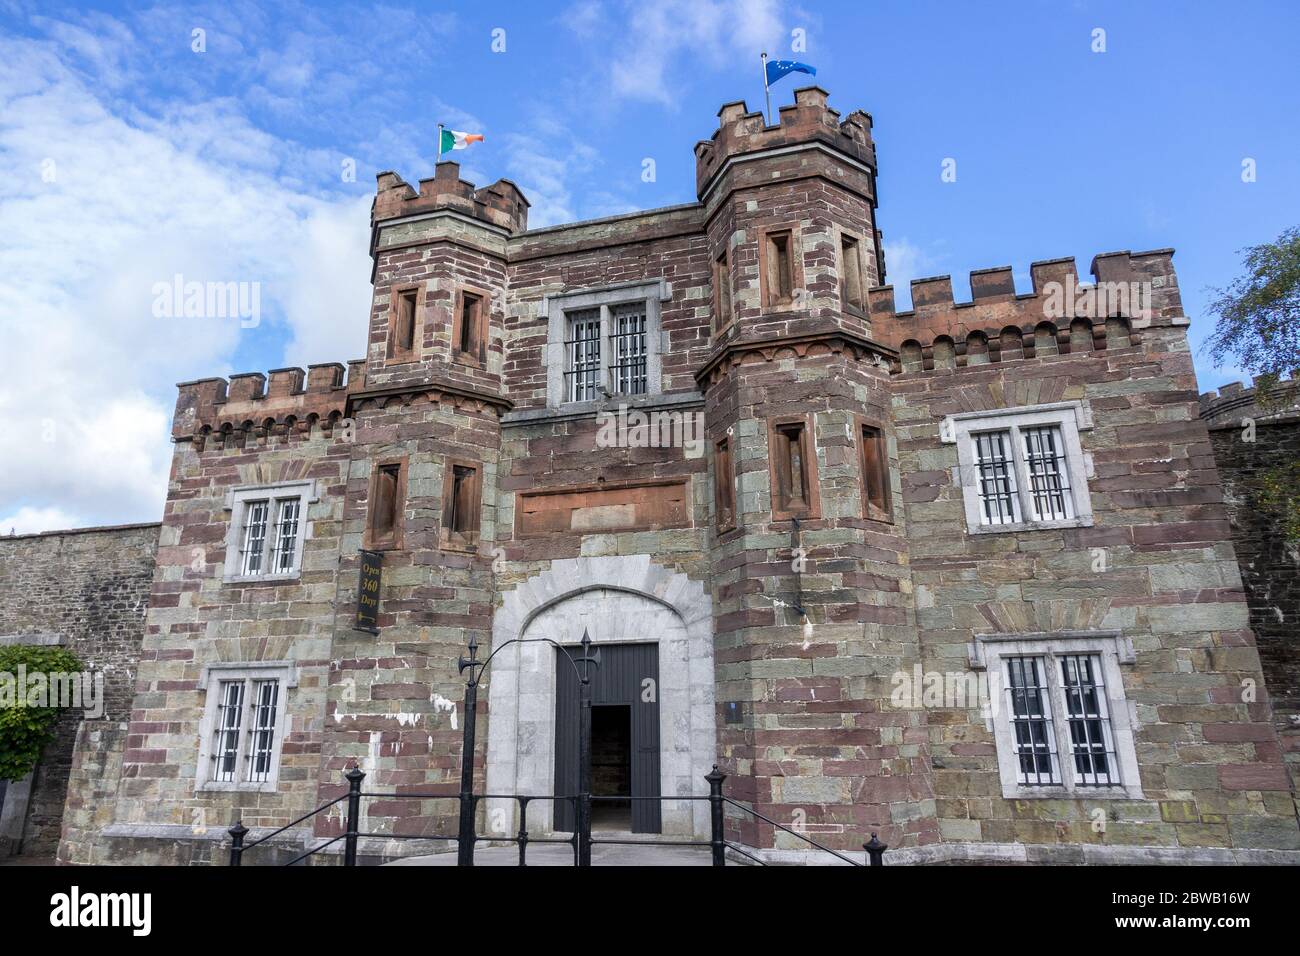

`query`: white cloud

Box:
[0,18,374,530]
[881,238,936,308]
[0,506,87,537]
[564,0,787,106]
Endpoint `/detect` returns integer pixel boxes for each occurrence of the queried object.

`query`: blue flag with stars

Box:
[765,59,816,86]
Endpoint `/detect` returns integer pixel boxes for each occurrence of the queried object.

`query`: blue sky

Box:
[1,0,1297,531]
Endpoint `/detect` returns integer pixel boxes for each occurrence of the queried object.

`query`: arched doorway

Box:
[485,555,714,837]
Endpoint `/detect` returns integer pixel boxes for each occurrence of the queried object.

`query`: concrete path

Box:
[388,841,713,866]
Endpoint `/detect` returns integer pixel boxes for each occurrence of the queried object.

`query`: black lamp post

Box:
[573,628,600,866]
[455,631,482,866]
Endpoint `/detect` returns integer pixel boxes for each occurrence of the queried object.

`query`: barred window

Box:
[200,666,293,790]
[984,636,1138,799]
[609,302,647,395]
[247,679,281,784]
[270,498,301,573]
[546,281,665,406]
[1005,656,1059,786]
[973,431,1020,525]
[945,402,1094,534]
[238,501,269,576]
[1023,426,1073,521]
[224,481,314,582]
[212,680,246,783]
[565,309,602,402]
[1060,654,1117,787]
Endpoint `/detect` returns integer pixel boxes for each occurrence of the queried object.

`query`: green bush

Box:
[0,645,85,782]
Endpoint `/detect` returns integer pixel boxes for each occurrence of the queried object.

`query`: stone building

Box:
[8,87,1297,864]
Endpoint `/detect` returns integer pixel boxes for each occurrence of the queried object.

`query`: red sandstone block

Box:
[1202,723,1275,743]
[1217,763,1290,790]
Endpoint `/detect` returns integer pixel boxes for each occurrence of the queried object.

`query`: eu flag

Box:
[765,59,816,86]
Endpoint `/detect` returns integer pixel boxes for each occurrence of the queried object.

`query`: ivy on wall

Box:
[0,645,85,783]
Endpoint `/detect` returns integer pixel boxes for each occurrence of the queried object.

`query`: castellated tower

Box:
[70,86,1298,865]
[694,87,934,848]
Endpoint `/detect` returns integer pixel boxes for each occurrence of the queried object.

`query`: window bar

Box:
[270,498,301,573]
[247,680,280,783]
[564,310,601,402]
[1005,656,1059,786]
[609,304,647,395]
[974,431,1019,525]
[213,680,245,783]
[1060,654,1118,787]
[239,501,269,576]
[1022,426,1073,521]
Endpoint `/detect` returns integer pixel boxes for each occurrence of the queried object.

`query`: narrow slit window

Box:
[973,430,1020,525]
[370,463,401,542]
[391,289,417,357]
[609,302,647,395]
[841,234,864,311]
[766,231,793,305]
[714,251,732,330]
[715,438,735,530]
[444,462,481,546]
[773,422,810,515]
[565,309,602,402]
[860,424,889,519]
[457,291,483,360]
[1005,656,1060,786]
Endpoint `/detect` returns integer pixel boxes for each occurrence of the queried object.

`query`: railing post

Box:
[343,766,365,867]
[863,831,887,866]
[517,797,531,867]
[706,765,727,866]
[457,676,479,866]
[228,821,248,867]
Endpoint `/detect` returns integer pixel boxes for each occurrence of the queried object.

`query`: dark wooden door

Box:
[554,642,661,833]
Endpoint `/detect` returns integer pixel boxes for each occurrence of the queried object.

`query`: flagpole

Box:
[436,123,443,164]
[760,52,771,125]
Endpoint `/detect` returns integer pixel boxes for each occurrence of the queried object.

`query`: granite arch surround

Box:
[484,555,715,837]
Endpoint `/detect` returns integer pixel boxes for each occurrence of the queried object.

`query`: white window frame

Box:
[942,401,1095,534]
[543,278,670,408]
[195,662,297,793]
[222,480,317,583]
[970,631,1143,800]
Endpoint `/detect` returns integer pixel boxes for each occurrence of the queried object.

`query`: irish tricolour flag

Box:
[439,127,484,153]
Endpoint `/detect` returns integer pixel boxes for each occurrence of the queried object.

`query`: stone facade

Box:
[1200,378,1300,795]
[33,86,1300,864]
[0,523,158,858]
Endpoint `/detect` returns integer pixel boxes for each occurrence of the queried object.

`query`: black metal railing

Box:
[227,765,887,867]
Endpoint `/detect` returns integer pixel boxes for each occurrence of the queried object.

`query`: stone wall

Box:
[893,315,1298,851]
[0,523,158,858]
[1201,379,1300,793]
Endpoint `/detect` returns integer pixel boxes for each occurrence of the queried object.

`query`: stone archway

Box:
[484,555,714,837]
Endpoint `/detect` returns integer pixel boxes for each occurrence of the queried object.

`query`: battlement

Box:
[869,249,1187,368]
[1199,374,1300,427]
[172,361,365,445]
[372,162,530,232]
[694,86,876,197]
